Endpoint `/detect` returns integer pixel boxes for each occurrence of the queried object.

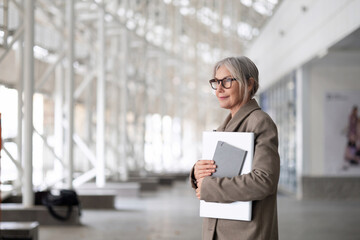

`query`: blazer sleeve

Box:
[189,165,197,189]
[200,114,280,203]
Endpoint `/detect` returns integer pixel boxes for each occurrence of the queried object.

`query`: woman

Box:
[190,56,280,240]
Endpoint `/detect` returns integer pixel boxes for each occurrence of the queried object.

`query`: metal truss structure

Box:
[0,0,280,207]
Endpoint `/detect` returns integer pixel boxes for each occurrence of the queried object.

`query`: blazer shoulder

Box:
[247,109,277,130]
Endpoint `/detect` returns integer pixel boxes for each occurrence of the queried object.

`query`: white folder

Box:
[200,131,254,221]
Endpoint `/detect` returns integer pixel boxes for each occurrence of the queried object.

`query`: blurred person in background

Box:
[344,106,358,166]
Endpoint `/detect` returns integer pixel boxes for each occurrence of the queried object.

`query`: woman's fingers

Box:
[198,159,214,164]
[196,160,216,168]
[198,172,212,178]
[194,160,216,180]
[194,172,211,181]
[195,161,214,180]
[198,168,216,174]
[196,188,200,199]
[195,170,213,180]
[195,160,216,172]
[196,164,217,171]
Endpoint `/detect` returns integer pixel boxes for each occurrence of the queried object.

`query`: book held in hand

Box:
[212,141,247,178]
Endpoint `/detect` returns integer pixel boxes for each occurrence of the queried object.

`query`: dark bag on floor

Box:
[36,189,81,221]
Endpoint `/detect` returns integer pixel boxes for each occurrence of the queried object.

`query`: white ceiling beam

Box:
[245,0,360,91]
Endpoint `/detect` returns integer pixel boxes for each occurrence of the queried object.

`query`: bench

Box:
[0,221,39,240]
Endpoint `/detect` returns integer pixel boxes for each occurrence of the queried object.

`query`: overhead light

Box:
[137,18,146,27]
[197,7,217,26]
[146,32,155,42]
[154,25,164,35]
[180,7,195,16]
[253,1,274,16]
[179,0,190,6]
[104,14,113,22]
[126,20,136,30]
[237,22,253,40]
[222,16,231,28]
[33,45,49,59]
[117,8,125,17]
[240,0,252,7]
[268,0,278,4]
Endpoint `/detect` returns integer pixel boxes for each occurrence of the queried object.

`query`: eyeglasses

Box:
[209,77,237,90]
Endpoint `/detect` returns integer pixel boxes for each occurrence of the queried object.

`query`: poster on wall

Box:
[324,91,360,175]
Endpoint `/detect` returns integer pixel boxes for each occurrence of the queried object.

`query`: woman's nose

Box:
[216,82,224,92]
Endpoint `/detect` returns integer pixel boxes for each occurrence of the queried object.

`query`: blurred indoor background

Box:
[0,0,359,239]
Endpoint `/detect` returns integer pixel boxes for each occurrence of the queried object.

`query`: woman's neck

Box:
[230,99,251,117]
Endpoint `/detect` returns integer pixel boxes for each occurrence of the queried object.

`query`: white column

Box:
[113,36,120,180]
[16,31,24,188]
[85,71,93,170]
[160,54,167,171]
[96,5,106,187]
[296,66,310,199]
[85,31,93,172]
[54,61,64,180]
[22,0,35,207]
[139,42,148,174]
[119,27,128,181]
[65,0,75,189]
[3,0,9,48]
[54,2,65,181]
[193,2,201,159]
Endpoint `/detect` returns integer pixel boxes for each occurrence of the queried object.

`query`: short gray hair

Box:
[213,56,259,103]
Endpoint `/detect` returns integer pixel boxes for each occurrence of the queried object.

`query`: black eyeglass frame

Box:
[209,77,237,90]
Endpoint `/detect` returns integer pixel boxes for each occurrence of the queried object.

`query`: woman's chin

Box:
[218,102,230,110]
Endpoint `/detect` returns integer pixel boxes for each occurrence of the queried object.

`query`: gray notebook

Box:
[212,141,247,178]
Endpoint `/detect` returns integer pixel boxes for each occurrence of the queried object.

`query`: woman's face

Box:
[215,65,243,116]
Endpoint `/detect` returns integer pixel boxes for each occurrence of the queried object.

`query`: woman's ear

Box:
[247,77,254,92]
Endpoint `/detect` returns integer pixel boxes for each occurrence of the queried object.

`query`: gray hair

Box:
[213,56,259,103]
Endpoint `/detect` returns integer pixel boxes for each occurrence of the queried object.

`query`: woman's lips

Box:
[218,96,229,100]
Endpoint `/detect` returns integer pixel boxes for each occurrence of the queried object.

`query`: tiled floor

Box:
[39,180,360,240]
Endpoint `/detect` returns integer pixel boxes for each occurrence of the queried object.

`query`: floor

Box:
[39,180,360,240]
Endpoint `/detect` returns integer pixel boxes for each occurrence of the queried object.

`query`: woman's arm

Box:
[200,115,280,202]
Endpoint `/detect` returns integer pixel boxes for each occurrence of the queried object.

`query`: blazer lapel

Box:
[217,114,232,131]
[217,99,261,132]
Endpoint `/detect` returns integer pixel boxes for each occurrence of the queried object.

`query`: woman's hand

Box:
[194,160,216,180]
[196,177,204,199]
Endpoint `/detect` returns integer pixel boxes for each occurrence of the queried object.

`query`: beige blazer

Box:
[191,99,280,240]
